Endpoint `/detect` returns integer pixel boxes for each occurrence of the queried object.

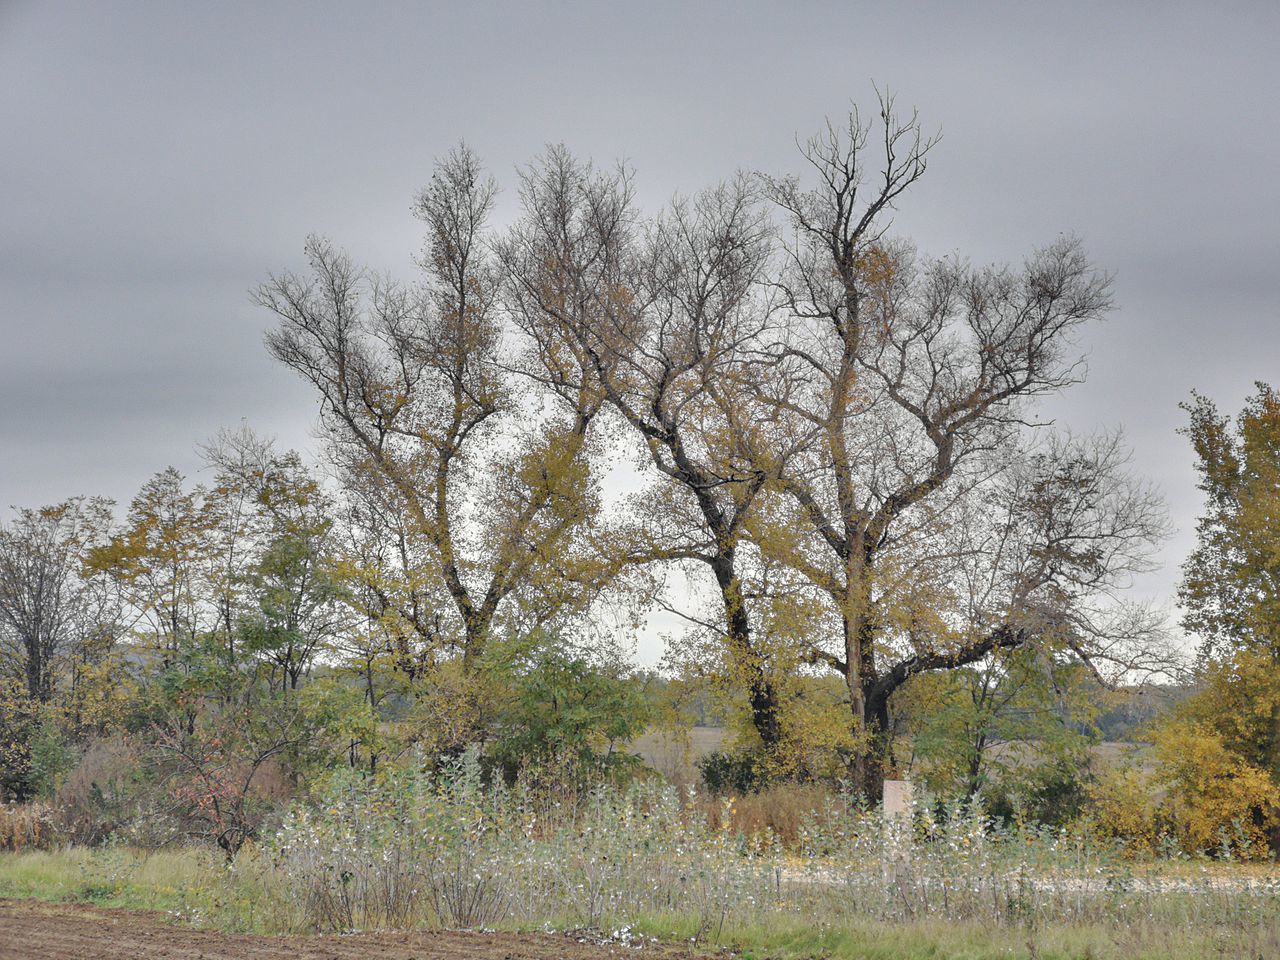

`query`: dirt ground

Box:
[0,899,696,960]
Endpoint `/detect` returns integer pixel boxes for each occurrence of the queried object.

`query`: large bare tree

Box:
[754,95,1160,795]
[259,146,609,680]
[499,149,810,750]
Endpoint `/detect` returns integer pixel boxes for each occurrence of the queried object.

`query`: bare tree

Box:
[259,145,610,681]
[500,149,809,750]
[0,499,118,704]
[755,94,1155,796]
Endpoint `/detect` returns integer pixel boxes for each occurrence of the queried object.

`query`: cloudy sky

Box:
[2,1,1277,658]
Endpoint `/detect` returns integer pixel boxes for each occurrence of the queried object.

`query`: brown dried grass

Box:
[0,803,58,852]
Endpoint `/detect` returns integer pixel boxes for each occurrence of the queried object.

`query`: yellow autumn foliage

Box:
[1084,764,1161,856]
[1154,718,1280,859]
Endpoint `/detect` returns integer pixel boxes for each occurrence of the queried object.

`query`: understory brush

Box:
[4,755,1279,958]
[695,781,833,845]
[262,749,1280,950]
[3,837,1279,958]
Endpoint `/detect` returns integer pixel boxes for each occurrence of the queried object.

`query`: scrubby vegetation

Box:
[263,751,1280,935]
[4,758,1280,959]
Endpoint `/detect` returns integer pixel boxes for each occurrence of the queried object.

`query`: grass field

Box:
[628,726,727,784]
[3,845,1279,960]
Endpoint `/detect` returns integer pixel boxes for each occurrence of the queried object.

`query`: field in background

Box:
[628,727,726,784]
[628,727,1150,785]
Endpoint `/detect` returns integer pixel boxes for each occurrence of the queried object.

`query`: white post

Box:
[881,779,915,900]
[883,779,914,819]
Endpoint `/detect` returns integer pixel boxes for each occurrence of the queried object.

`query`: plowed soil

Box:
[0,899,696,960]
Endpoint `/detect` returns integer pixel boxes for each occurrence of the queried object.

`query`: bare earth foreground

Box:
[0,900,695,960]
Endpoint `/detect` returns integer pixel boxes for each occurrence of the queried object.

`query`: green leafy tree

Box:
[1180,384,1280,664]
[902,647,1097,822]
[227,447,347,693]
[487,635,650,779]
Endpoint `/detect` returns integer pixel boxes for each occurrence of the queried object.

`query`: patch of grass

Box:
[621,910,1279,960]
[5,846,1280,960]
[0,846,269,930]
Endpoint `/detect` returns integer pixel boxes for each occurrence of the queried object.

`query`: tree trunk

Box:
[966,733,987,798]
[709,553,781,752]
[841,571,891,802]
[460,612,489,675]
[24,631,53,703]
[848,685,895,803]
[25,642,44,703]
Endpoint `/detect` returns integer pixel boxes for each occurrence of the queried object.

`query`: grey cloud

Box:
[3,0,1278,659]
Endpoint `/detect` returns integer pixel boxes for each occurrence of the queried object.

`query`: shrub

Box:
[486,638,651,783]
[986,756,1092,828]
[1154,719,1280,859]
[0,680,40,801]
[698,749,766,793]
[53,735,167,846]
[268,749,511,931]
[263,752,1270,939]
[1082,763,1162,856]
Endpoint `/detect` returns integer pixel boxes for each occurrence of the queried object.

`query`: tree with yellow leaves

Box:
[498,149,811,753]
[259,146,616,689]
[1168,384,1280,854]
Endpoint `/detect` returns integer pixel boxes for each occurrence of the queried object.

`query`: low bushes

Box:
[268,749,763,935]
[263,750,1280,940]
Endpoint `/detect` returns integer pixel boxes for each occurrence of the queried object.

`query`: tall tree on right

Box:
[1167,384,1280,855]
[1180,384,1280,664]
[756,94,1162,798]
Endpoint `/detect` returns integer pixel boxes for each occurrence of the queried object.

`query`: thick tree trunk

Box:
[846,683,895,803]
[460,618,486,674]
[841,560,892,802]
[710,553,781,752]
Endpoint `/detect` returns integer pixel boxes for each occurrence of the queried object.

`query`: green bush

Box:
[487,638,650,782]
[698,749,766,793]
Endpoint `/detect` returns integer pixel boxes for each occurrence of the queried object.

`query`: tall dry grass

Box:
[0,804,58,852]
[695,782,835,845]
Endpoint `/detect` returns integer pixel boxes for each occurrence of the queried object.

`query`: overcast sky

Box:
[2,1,1278,659]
